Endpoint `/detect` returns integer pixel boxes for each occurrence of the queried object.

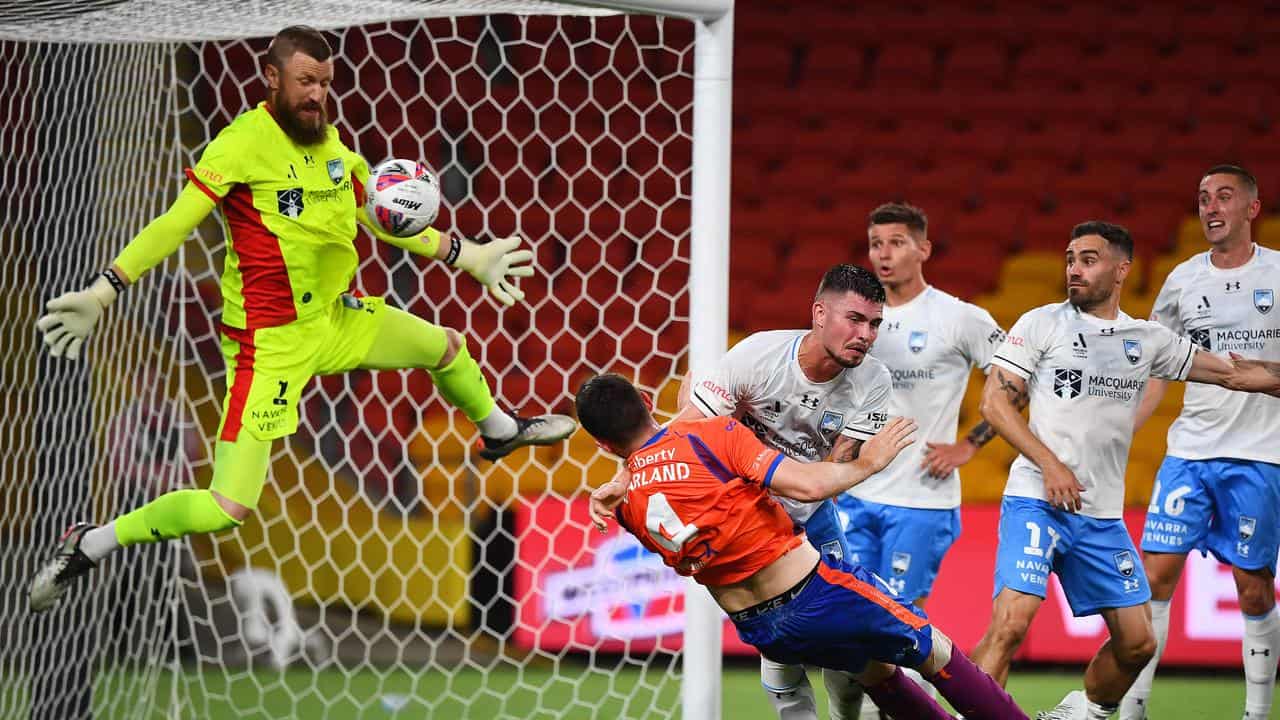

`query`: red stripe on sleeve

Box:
[816,563,930,630]
[184,168,221,204]
[219,325,257,442]
[222,184,298,329]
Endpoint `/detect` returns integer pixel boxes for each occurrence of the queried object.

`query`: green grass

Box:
[1,665,1256,719]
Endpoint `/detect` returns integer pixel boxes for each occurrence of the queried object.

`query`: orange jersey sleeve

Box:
[615,417,801,586]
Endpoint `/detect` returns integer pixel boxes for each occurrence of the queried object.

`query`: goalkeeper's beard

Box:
[271,92,329,146]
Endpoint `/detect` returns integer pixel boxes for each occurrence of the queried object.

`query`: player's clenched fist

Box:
[451,235,535,307]
[34,274,119,361]
[860,417,917,474]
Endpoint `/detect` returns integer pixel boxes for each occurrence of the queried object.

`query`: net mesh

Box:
[1,7,696,718]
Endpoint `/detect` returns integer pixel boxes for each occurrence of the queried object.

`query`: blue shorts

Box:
[1141,457,1280,575]
[803,499,852,566]
[833,495,961,603]
[994,496,1150,617]
[731,557,934,674]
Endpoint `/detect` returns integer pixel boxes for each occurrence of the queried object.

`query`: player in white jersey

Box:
[965,221,1280,720]
[1119,166,1280,720]
[687,265,893,720]
[842,203,1010,719]
[589,265,894,720]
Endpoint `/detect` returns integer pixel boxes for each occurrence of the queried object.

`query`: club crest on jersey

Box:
[908,330,928,354]
[1053,368,1082,399]
[1190,328,1211,351]
[1123,339,1142,365]
[819,410,844,436]
[891,552,911,576]
[1240,515,1257,542]
[1113,550,1136,577]
[276,187,304,218]
[1254,289,1274,314]
[327,158,344,185]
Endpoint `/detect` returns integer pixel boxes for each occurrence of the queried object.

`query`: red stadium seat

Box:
[803,42,866,90]
[871,44,938,91]
[1011,41,1086,92]
[939,43,1010,90]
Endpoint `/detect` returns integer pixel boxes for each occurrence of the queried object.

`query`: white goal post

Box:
[0,1,732,718]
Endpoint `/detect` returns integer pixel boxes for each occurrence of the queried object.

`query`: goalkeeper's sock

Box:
[429,342,513,436]
[113,489,242,546]
[80,523,121,562]
[476,408,518,441]
[1120,599,1170,720]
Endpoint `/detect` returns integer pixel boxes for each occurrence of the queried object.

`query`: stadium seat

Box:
[870,44,938,90]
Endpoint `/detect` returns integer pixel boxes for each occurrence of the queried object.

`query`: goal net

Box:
[0,2,728,717]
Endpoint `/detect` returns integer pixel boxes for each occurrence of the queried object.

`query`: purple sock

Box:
[865,667,953,719]
[929,650,1028,720]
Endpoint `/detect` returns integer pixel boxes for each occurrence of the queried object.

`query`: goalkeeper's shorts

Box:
[217,293,386,442]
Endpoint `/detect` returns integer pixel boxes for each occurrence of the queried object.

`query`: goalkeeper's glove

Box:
[35,272,120,360]
[448,235,535,307]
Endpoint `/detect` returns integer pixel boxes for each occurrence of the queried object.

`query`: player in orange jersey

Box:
[576,373,1029,720]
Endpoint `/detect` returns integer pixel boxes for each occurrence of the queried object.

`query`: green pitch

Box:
[0,665,1257,719]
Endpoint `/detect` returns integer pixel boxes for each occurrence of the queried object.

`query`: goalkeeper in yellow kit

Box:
[28,26,575,612]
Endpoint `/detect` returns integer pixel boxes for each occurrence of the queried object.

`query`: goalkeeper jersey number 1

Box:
[185,102,370,330]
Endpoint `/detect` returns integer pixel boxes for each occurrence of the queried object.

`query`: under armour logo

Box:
[1249,648,1271,657]
[799,393,820,410]
[1226,281,1241,292]
[1100,327,1115,336]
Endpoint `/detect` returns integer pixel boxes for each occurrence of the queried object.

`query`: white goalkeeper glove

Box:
[449,235,535,307]
[35,273,119,360]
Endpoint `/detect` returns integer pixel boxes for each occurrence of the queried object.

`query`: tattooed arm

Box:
[980,366,1084,511]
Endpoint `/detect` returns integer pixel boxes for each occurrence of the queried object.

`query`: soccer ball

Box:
[365,159,441,237]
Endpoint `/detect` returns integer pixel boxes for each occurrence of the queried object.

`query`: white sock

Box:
[821,668,864,720]
[1087,699,1118,719]
[761,658,818,720]
[1120,599,1170,720]
[80,523,120,562]
[477,409,518,441]
[858,694,881,720]
[1243,607,1280,719]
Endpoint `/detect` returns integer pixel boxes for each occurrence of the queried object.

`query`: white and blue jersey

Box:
[989,301,1194,614]
[836,287,1003,601]
[690,329,892,565]
[1141,245,1280,571]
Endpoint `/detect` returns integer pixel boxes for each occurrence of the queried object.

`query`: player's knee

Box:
[212,491,252,524]
[1115,630,1157,669]
[434,328,465,369]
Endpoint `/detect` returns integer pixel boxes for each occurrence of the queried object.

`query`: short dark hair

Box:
[868,202,928,237]
[1202,164,1258,196]
[1070,220,1133,260]
[266,25,332,69]
[815,264,886,304]
[575,374,651,448]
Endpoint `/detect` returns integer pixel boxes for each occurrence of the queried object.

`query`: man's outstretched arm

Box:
[36,183,216,360]
[357,212,533,308]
